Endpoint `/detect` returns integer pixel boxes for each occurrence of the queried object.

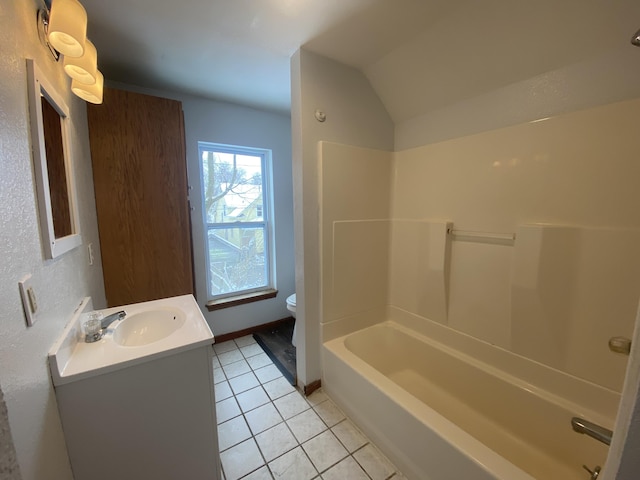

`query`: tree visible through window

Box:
[198,143,272,299]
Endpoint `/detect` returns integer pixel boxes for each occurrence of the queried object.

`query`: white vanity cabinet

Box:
[50,295,220,480]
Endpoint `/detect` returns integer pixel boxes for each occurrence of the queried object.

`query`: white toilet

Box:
[286,294,297,347]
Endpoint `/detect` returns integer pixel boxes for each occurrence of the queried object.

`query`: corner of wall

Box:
[293,48,395,387]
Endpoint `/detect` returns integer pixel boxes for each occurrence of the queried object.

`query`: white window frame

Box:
[198,142,275,301]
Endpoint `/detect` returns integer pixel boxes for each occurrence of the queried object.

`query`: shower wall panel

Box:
[392,98,640,391]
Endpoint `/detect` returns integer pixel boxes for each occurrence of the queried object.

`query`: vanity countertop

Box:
[49,295,214,386]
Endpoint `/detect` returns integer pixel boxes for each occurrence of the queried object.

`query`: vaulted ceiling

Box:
[79,0,640,120]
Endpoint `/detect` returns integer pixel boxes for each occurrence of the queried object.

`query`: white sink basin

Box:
[48,295,215,386]
[113,308,186,346]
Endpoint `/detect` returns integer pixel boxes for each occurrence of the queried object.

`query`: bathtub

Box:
[323,319,618,480]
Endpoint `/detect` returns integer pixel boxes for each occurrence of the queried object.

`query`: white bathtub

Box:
[323,320,618,480]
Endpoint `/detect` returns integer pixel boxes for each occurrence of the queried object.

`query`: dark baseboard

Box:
[303,379,321,397]
[214,316,294,344]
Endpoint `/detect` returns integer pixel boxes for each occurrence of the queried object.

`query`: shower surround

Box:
[319,98,640,479]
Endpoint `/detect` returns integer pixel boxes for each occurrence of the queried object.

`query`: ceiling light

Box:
[63,39,97,84]
[71,70,104,104]
[47,0,88,58]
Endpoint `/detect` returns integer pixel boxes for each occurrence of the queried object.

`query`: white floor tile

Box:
[331,419,367,453]
[302,430,348,473]
[247,352,273,370]
[214,381,233,402]
[240,343,265,358]
[245,402,284,435]
[220,438,264,480]
[219,349,245,366]
[218,416,252,451]
[213,367,227,385]
[269,447,317,480]
[214,346,404,480]
[321,456,369,480]
[216,397,242,424]
[313,400,345,427]
[286,408,327,443]
[222,359,252,379]
[263,377,296,400]
[305,389,328,407]
[255,364,283,384]
[214,341,239,355]
[228,371,260,395]
[353,444,396,480]
[255,422,299,462]
[242,466,273,480]
[236,386,270,413]
[234,335,257,348]
[274,391,311,420]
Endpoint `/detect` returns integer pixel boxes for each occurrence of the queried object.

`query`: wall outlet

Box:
[19,274,38,327]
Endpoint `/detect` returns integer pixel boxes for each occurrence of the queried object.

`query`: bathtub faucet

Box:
[571,417,612,446]
[582,464,601,480]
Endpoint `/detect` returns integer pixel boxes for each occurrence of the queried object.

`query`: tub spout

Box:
[571,417,612,446]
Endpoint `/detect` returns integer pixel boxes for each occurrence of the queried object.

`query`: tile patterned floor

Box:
[213,335,408,480]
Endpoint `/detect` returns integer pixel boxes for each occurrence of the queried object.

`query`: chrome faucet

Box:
[582,465,601,480]
[571,417,612,445]
[101,311,126,330]
[85,311,126,343]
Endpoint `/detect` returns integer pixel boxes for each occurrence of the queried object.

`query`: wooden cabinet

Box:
[88,88,194,306]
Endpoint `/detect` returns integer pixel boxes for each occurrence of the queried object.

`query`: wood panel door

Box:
[88,88,194,307]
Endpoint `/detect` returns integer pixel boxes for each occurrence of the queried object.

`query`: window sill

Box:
[206,289,278,311]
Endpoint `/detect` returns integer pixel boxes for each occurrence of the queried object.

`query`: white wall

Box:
[0,1,107,479]
[0,385,21,478]
[182,97,295,335]
[395,45,640,149]
[291,49,394,387]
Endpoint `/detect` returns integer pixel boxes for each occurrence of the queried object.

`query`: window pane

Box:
[201,150,264,224]
[207,226,267,296]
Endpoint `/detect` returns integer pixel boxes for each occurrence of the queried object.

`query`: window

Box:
[198,143,274,300]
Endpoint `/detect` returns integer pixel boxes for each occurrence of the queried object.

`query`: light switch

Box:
[19,274,38,326]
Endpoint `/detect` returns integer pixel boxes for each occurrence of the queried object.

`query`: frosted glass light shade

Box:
[72,70,103,104]
[48,0,87,58]
[63,39,97,84]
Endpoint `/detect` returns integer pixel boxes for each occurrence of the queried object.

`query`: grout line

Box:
[213,339,399,480]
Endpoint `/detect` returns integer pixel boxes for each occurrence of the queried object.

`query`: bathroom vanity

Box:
[49,295,220,480]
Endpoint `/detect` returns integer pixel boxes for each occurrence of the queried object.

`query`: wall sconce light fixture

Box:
[47,0,87,57]
[63,39,97,84]
[38,0,103,104]
[632,28,640,47]
[72,70,104,104]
